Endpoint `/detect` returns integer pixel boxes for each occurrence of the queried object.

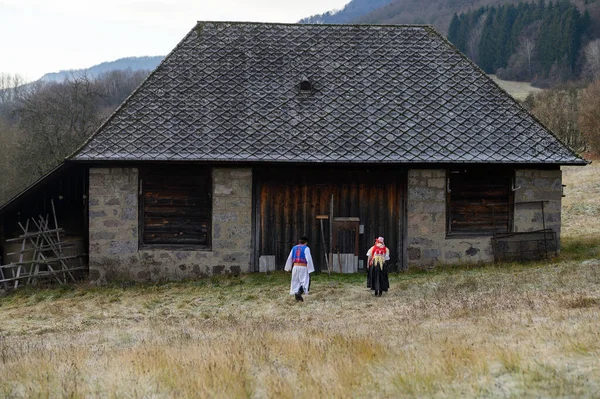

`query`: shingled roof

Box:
[72,22,585,165]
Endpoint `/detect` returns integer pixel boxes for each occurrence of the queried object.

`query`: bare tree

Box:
[0,73,25,105]
[579,79,600,155]
[467,14,487,65]
[96,69,148,116]
[583,39,600,82]
[523,37,535,79]
[0,120,19,203]
[496,21,541,82]
[15,74,105,177]
[531,86,586,153]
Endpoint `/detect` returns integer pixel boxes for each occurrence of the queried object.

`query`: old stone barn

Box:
[0,22,585,283]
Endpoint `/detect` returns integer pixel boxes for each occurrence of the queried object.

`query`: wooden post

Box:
[317,215,330,275]
[27,215,46,285]
[0,264,7,291]
[51,200,63,257]
[329,194,333,273]
[541,201,548,258]
[0,222,7,291]
[14,220,29,289]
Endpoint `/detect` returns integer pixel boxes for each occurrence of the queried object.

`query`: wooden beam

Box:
[5,228,64,242]
[0,266,87,284]
[0,254,86,267]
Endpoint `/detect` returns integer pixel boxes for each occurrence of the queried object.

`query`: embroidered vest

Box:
[292,245,308,265]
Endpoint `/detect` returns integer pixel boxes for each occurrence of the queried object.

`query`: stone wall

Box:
[406,169,447,267]
[88,167,253,283]
[406,168,562,269]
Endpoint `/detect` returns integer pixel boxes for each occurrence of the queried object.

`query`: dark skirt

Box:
[367,262,389,292]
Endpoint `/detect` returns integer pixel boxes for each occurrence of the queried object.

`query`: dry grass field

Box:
[563,163,600,238]
[1,164,599,398]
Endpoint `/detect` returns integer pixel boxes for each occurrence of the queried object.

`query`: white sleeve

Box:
[385,248,390,261]
[305,247,315,274]
[366,246,373,257]
[284,249,294,272]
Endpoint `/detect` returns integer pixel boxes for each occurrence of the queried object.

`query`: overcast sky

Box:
[1,0,350,81]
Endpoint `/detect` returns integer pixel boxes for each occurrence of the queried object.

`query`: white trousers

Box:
[289,266,311,295]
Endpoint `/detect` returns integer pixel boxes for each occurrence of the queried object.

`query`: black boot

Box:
[295,286,304,302]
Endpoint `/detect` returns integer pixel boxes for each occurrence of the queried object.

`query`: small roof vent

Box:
[299,78,313,94]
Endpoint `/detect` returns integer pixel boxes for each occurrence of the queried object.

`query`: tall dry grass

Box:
[563,164,600,238]
[0,165,599,398]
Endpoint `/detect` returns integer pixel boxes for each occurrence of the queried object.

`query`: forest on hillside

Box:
[300,0,516,33]
[357,0,600,35]
[448,1,596,85]
[0,70,150,205]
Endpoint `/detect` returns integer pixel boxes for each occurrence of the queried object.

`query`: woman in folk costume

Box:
[284,236,315,301]
[367,236,390,297]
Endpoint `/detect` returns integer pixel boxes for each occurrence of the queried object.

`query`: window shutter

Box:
[141,167,211,246]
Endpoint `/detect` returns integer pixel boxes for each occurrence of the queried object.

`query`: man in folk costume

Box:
[367,236,390,297]
[284,236,315,302]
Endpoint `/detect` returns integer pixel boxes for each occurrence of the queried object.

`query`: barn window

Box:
[140,166,211,247]
[447,169,513,235]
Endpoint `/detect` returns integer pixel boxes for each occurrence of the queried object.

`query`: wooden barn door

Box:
[256,167,406,273]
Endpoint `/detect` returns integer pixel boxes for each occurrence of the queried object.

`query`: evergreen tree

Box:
[448,13,462,49]
[457,14,473,53]
[494,5,519,70]
[479,8,498,73]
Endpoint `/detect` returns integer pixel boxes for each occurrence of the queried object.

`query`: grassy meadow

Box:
[489,75,542,101]
[1,164,599,398]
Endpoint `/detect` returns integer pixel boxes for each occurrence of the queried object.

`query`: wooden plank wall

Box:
[448,172,513,234]
[1,166,88,238]
[257,168,405,272]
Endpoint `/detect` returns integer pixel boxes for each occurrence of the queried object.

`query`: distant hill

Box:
[40,56,164,82]
[355,0,519,34]
[299,0,510,32]
[301,0,600,38]
[298,0,392,24]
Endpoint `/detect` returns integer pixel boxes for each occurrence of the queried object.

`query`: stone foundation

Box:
[406,168,562,268]
[88,167,252,283]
